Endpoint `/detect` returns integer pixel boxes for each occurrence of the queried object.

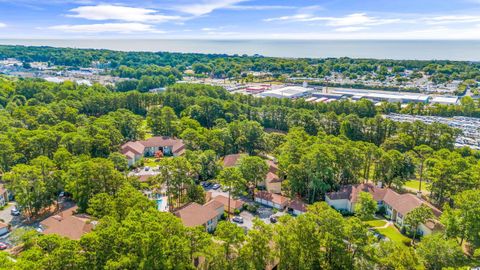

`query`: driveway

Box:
[233,207,288,231]
[0,203,16,225]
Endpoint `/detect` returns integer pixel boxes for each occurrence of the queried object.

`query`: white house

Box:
[325,183,443,236]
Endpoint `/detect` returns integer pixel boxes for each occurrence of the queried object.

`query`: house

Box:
[325,183,442,236]
[0,222,9,236]
[0,184,9,207]
[175,202,223,232]
[204,200,225,221]
[222,153,245,167]
[254,191,290,210]
[207,194,244,214]
[263,160,282,194]
[121,136,185,166]
[39,206,94,240]
[288,199,308,216]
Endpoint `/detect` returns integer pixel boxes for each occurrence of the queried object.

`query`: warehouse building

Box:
[259,86,313,99]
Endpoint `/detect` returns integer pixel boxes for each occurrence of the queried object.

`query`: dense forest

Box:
[0,73,479,269]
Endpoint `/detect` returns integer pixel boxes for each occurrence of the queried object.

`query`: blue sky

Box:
[1,0,480,39]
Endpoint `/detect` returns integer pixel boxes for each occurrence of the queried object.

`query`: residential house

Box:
[121,136,185,166]
[207,194,244,214]
[175,202,223,232]
[222,153,245,167]
[254,191,290,210]
[263,160,282,194]
[325,183,442,236]
[0,222,9,236]
[39,206,95,240]
[288,199,308,216]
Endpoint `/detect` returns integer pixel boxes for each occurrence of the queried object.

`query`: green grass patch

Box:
[375,225,411,246]
[404,180,431,191]
[365,219,387,228]
[143,158,159,167]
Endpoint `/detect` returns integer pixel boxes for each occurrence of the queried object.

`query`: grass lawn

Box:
[375,225,411,246]
[365,219,387,228]
[404,180,431,191]
[143,158,159,167]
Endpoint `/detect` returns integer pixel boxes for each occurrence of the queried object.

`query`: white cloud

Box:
[67,4,183,23]
[49,23,162,33]
[425,15,480,24]
[170,0,247,16]
[0,23,6,28]
[265,13,400,27]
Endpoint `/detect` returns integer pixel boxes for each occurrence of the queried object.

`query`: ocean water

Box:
[0,39,479,61]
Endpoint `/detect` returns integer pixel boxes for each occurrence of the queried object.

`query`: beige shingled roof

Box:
[40,206,93,240]
[255,191,289,205]
[175,203,218,227]
[210,195,244,213]
[223,154,244,167]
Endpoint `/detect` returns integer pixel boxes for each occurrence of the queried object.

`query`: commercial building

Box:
[430,96,459,105]
[259,86,313,99]
[331,88,431,104]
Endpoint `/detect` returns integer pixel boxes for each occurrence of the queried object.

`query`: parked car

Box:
[201,182,212,188]
[0,242,8,250]
[232,216,244,224]
[11,208,20,216]
[144,166,150,171]
[212,184,221,190]
[269,216,278,223]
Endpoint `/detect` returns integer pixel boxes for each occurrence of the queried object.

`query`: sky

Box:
[1,0,480,39]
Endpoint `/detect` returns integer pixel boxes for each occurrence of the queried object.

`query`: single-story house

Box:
[325,183,442,236]
[0,184,10,207]
[255,191,289,210]
[175,202,223,232]
[121,136,185,166]
[39,206,95,240]
[288,199,308,216]
[0,222,9,236]
[208,194,244,214]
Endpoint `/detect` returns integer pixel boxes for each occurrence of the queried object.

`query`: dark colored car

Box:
[11,208,20,216]
[232,216,244,224]
[269,216,278,223]
[0,242,8,250]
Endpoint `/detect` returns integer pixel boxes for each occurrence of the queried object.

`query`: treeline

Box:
[2,45,480,82]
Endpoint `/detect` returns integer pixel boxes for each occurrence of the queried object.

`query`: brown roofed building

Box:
[209,195,244,214]
[40,206,94,240]
[288,199,308,216]
[222,154,245,167]
[120,136,185,166]
[325,183,442,236]
[254,191,289,210]
[175,202,222,232]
